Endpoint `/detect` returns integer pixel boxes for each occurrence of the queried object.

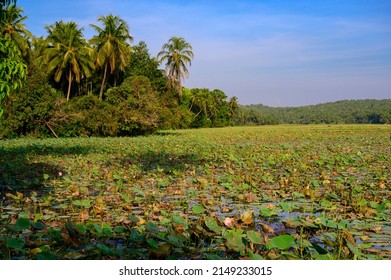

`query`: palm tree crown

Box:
[44,20,94,100]
[1,4,32,58]
[157,36,194,95]
[90,14,133,100]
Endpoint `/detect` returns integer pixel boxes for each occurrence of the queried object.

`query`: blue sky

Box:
[17,0,391,106]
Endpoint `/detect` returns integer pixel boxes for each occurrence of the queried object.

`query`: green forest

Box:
[240,99,391,125]
[1,2,389,139]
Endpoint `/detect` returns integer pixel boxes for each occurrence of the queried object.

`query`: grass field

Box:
[0,125,390,259]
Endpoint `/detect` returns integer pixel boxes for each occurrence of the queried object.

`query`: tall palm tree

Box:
[44,21,94,100]
[228,96,239,116]
[90,14,133,100]
[157,36,194,95]
[1,4,32,59]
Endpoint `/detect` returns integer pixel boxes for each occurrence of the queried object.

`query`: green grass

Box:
[0,125,390,259]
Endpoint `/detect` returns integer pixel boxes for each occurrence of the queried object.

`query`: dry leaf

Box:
[197,178,208,187]
[136,217,146,226]
[30,247,42,255]
[241,210,254,225]
[260,223,275,234]
[360,235,369,242]
[342,231,356,245]
[79,211,89,222]
[245,193,257,203]
[174,225,185,232]
[364,208,377,217]
[304,186,312,197]
[237,194,245,202]
[371,226,382,233]
[174,189,184,195]
[6,192,23,200]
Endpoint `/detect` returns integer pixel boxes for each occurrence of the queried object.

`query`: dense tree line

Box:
[239,99,391,125]
[0,4,238,138]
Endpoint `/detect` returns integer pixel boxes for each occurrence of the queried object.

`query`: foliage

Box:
[44,21,94,101]
[90,14,133,100]
[0,81,235,137]
[0,4,239,137]
[124,41,167,93]
[104,75,161,135]
[0,37,26,118]
[63,95,117,137]
[240,99,391,125]
[0,125,389,259]
[0,72,162,138]
[0,2,27,118]
[1,4,32,59]
[158,104,195,130]
[157,36,194,95]
[63,75,160,137]
[183,88,236,128]
[0,60,63,137]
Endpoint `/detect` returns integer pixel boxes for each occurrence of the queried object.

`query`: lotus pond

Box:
[0,125,390,260]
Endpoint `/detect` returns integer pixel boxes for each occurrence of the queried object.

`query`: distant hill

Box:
[237,99,391,125]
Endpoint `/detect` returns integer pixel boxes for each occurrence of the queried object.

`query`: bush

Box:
[0,63,63,138]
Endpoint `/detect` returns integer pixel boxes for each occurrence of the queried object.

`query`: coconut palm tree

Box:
[190,88,212,118]
[90,14,133,100]
[0,4,32,59]
[44,21,94,100]
[228,96,239,115]
[157,36,194,95]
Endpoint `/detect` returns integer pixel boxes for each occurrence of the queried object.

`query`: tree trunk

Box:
[67,68,72,101]
[99,63,108,100]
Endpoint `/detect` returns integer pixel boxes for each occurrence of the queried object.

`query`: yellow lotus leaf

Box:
[241,210,254,225]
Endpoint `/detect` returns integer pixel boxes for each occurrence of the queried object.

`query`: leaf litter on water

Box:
[0,125,390,259]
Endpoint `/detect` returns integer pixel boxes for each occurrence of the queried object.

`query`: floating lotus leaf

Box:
[267,234,296,250]
[246,230,263,244]
[205,217,222,233]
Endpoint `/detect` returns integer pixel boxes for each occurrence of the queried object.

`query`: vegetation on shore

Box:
[0,3,388,139]
[0,3,239,138]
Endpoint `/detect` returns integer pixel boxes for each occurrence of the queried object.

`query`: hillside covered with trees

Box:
[237,99,391,125]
